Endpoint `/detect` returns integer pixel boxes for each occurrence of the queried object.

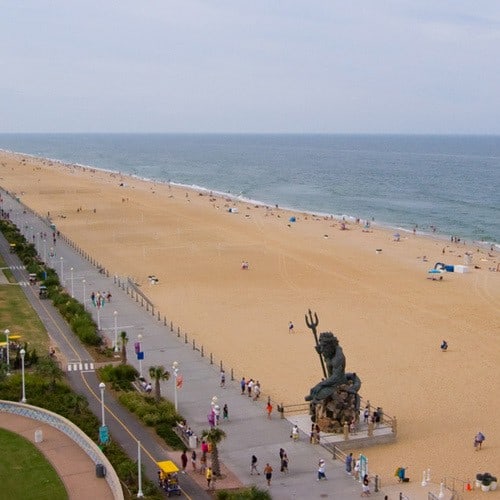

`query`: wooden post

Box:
[343,422,349,441]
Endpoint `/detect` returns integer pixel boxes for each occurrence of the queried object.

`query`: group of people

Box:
[250,448,290,486]
[90,290,112,307]
[139,377,152,393]
[240,376,262,400]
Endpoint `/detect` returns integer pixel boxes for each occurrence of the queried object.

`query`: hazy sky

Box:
[2,1,499,134]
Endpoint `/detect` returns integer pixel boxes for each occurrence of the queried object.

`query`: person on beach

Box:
[291,424,299,442]
[191,449,197,471]
[264,463,273,486]
[289,321,294,333]
[223,403,228,420]
[474,431,485,450]
[240,377,246,395]
[440,340,448,351]
[251,454,260,475]
[220,369,226,388]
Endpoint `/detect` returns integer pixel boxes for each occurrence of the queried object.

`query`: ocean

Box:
[0,133,498,245]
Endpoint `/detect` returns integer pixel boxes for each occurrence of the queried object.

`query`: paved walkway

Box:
[0,190,454,500]
[0,413,114,500]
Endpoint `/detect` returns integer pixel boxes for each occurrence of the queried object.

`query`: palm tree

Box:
[201,427,226,477]
[148,365,170,401]
[35,355,64,390]
[120,331,128,364]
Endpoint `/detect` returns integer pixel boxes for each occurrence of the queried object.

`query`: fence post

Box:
[170,321,173,332]
[210,353,213,365]
[177,327,180,338]
[230,368,234,381]
[184,332,188,344]
[201,345,204,357]
[157,311,160,321]
[192,339,196,350]
[220,360,223,371]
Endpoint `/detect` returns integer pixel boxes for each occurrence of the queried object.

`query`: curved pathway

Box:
[0,412,114,500]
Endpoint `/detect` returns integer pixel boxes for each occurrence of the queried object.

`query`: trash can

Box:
[96,463,106,478]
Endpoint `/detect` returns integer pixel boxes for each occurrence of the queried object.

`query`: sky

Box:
[1,1,499,134]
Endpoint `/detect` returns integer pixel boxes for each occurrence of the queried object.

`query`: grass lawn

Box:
[0,255,50,356]
[0,428,68,500]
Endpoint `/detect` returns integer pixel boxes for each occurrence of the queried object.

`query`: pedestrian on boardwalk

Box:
[280,453,289,474]
[474,431,485,450]
[361,474,371,496]
[266,400,273,419]
[220,369,226,388]
[206,466,213,489]
[181,449,188,473]
[291,424,299,442]
[264,463,273,486]
[354,459,360,480]
[199,453,207,475]
[253,381,261,400]
[317,458,327,481]
[289,321,294,333]
[247,378,254,398]
[223,403,229,420]
[250,455,260,475]
[240,377,246,395]
[191,450,197,471]
[345,452,353,474]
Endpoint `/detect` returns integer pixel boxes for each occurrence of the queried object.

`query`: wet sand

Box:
[1,150,499,486]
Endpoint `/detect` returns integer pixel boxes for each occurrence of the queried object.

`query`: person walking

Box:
[345,452,353,475]
[220,369,226,388]
[264,463,273,486]
[266,400,273,419]
[180,449,188,473]
[250,455,260,475]
[361,474,371,496]
[280,453,289,474]
[191,449,197,471]
[291,424,299,442]
[206,466,213,489]
[240,377,246,395]
[317,458,327,481]
[223,403,229,420]
[289,321,294,333]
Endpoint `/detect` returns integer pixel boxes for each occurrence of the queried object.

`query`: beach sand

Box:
[1,151,499,487]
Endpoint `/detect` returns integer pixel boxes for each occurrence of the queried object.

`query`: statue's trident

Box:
[305,309,327,379]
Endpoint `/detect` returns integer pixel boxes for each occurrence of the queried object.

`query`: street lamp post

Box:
[60,257,64,282]
[4,329,10,375]
[137,440,144,498]
[172,361,179,411]
[113,311,119,352]
[99,382,106,426]
[70,267,74,297]
[82,279,86,309]
[43,239,47,262]
[137,334,143,377]
[20,348,27,403]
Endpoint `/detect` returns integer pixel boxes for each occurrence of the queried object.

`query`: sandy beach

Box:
[1,151,499,487]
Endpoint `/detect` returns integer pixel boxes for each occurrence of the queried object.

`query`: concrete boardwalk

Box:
[0,190,453,500]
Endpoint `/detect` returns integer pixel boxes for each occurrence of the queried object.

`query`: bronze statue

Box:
[305,311,362,431]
